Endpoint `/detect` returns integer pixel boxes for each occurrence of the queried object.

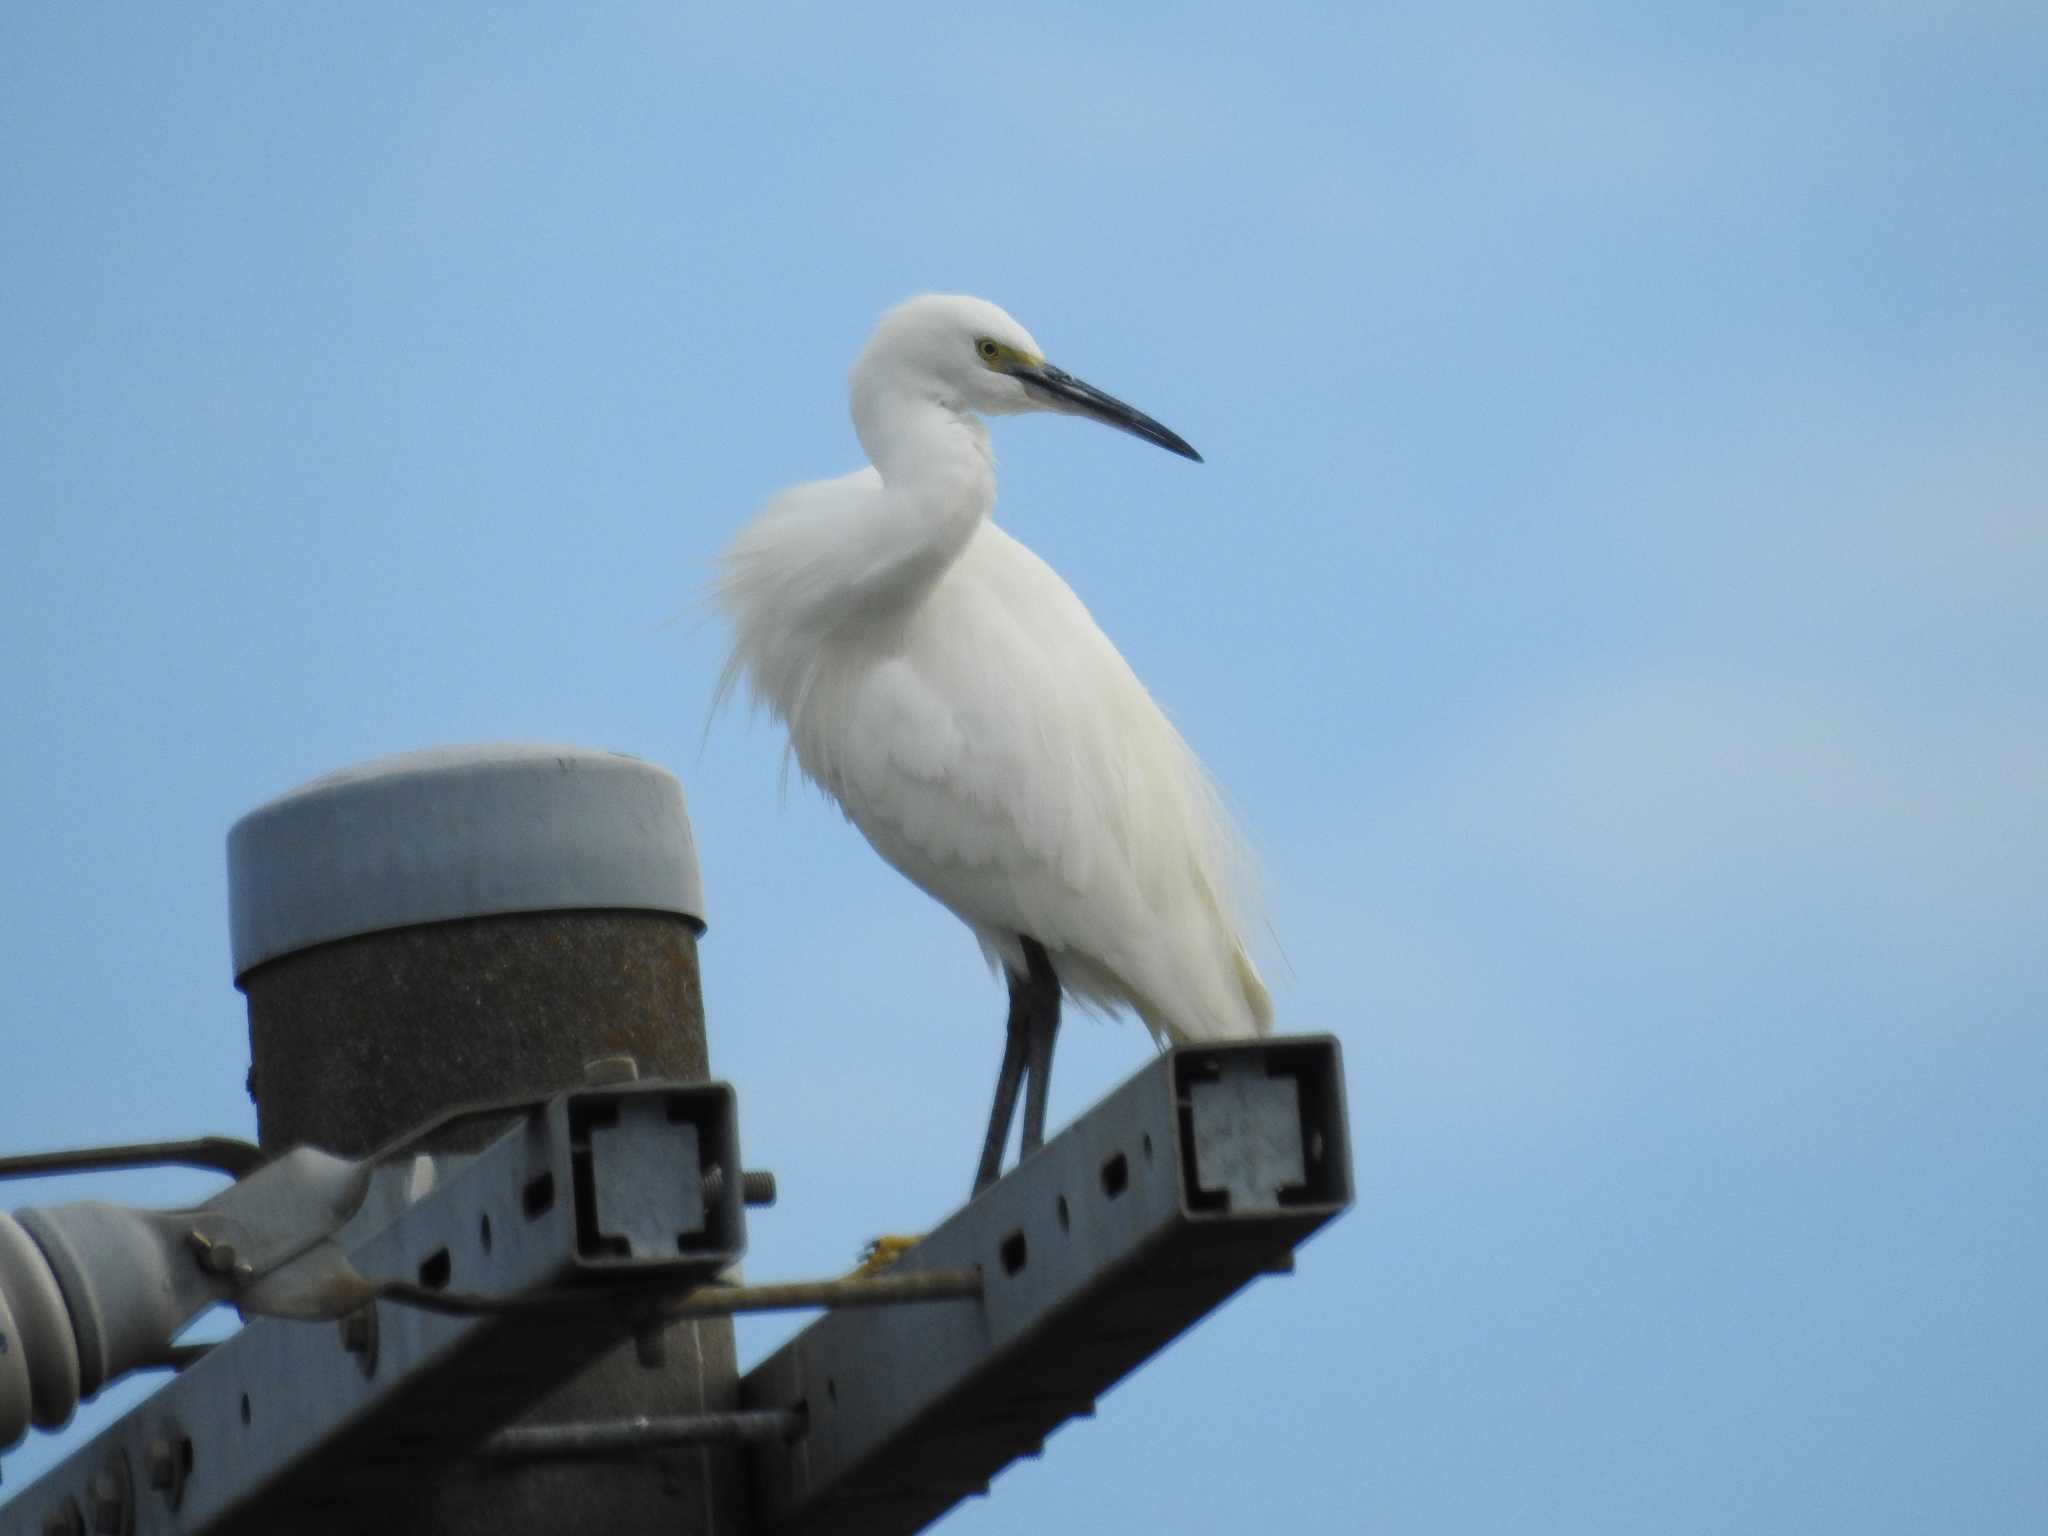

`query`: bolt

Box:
[147,1429,192,1510]
[702,1167,776,1207]
[339,1306,377,1377]
[88,1468,123,1533]
[188,1230,239,1275]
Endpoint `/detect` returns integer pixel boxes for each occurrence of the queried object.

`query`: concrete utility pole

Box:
[2,741,1353,1536]
[227,743,745,1534]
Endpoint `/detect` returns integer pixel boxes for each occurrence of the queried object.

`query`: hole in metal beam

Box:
[418,1248,452,1290]
[523,1171,556,1218]
[1101,1152,1129,1200]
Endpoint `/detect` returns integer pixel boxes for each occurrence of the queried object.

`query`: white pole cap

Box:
[227,743,706,978]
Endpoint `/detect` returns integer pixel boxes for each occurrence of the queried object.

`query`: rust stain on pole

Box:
[242,908,708,1154]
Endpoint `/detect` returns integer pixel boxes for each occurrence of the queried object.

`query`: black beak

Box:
[1019,363,1203,462]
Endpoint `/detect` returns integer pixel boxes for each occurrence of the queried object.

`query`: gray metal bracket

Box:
[3,1039,1352,1536]
[0,1079,746,1536]
[741,1034,1352,1536]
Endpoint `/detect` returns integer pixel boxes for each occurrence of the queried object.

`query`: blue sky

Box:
[3,4,2044,1530]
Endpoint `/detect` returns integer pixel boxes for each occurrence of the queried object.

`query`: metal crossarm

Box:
[741,1035,1352,1536]
[0,1080,745,1536]
[2,1040,1352,1536]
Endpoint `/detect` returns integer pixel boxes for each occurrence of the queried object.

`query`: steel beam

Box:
[0,1080,743,1536]
[3,1039,1353,1536]
[740,1035,1352,1536]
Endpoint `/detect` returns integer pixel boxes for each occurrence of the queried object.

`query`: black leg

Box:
[973,937,1062,1194]
[1018,937,1061,1159]
[973,972,1033,1193]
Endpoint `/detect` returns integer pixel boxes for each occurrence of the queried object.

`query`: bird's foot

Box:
[852,1234,922,1277]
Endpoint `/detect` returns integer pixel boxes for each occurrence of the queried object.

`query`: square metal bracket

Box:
[1178,1036,1351,1215]
[564,1081,743,1275]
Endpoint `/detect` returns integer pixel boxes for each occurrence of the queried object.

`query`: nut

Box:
[88,1468,124,1533]
[338,1305,378,1377]
[188,1231,240,1276]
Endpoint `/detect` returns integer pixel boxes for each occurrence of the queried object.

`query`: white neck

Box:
[852,375,995,485]
[840,384,997,613]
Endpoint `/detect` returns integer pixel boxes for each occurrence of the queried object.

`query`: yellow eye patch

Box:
[974,337,1044,372]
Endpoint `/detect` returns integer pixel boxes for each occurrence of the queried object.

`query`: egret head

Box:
[853,294,1202,462]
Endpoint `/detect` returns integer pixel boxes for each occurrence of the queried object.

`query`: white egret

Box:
[718,295,1272,1193]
